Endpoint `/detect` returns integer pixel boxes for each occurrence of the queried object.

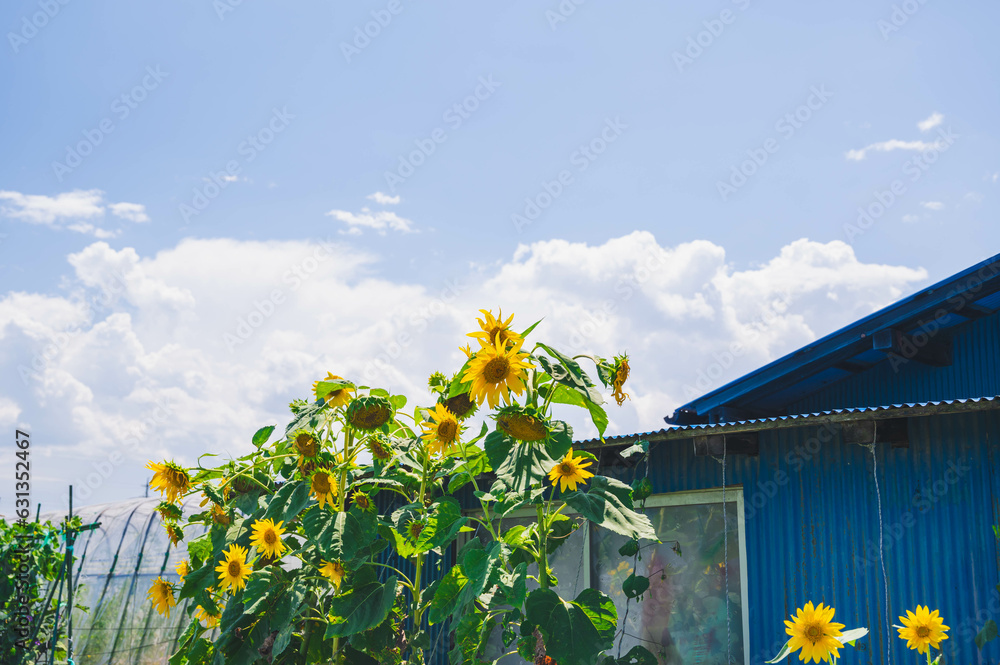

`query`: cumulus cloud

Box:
[920,201,944,211]
[917,112,944,132]
[0,233,927,509]
[367,191,401,205]
[846,139,944,161]
[0,189,149,237]
[327,207,415,235]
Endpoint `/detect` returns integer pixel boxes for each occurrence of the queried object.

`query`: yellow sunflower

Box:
[547,449,595,492]
[215,544,253,593]
[897,606,949,655]
[320,560,346,589]
[421,403,462,456]
[147,577,177,617]
[467,308,523,350]
[611,353,631,406]
[310,470,337,510]
[784,601,846,663]
[175,560,189,580]
[461,335,533,409]
[249,518,287,559]
[194,602,223,629]
[365,433,394,462]
[312,373,355,407]
[146,460,190,503]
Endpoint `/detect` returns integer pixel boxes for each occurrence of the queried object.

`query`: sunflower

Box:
[147,460,190,503]
[312,373,355,407]
[351,490,375,513]
[310,470,337,510]
[346,396,393,431]
[461,336,533,409]
[250,518,287,559]
[164,521,184,547]
[421,403,462,456]
[215,544,253,593]
[156,501,183,522]
[547,449,595,492]
[441,391,477,420]
[211,504,231,526]
[194,603,223,629]
[611,353,631,406]
[365,433,395,462]
[147,577,176,617]
[897,606,949,655]
[293,430,319,458]
[784,601,846,663]
[467,308,523,350]
[175,560,189,580]
[320,560,346,589]
[496,405,549,442]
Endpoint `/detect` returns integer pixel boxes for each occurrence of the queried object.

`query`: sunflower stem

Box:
[537,503,551,589]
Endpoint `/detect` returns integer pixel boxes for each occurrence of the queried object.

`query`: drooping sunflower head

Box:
[312,373,356,408]
[146,460,191,504]
[345,396,393,431]
[250,518,287,559]
[194,603,223,629]
[365,433,395,462]
[461,336,534,410]
[611,353,631,406]
[351,490,375,513]
[215,544,253,593]
[310,470,337,510]
[467,308,523,350]
[495,405,549,442]
[784,601,846,663]
[897,606,949,654]
[211,504,231,525]
[164,521,184,547]
[420,403,462,456]
[441,391,477,420]
[547,448,595,493]
[147,577,177,617]
[427,371,449,394]
[293,430,319,458]
[175,560,190,580]
[320,560,346,589]
[156,501,183,522]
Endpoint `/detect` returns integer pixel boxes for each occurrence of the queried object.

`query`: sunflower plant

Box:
[152,309,656,665]
[767,602,869,664]
[895,605,949,664]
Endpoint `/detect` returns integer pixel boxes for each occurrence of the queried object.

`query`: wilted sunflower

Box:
[146,460,190,504]
[293,430,319,458]
[365,433,395,462]
[312,372,355,407]
[310,470,337,510]
[194,603,222,629]
[897,606,949,655]
[156,501,183,522]
[462,336,534,409]
[611,353,631,406]
[346,396,393,431]
[215,544,252,593]
[250,518,287,559]
[351,490,375,513]
[441,391,477,420]
[320,560,346,589]
[211,504,231,525]
[175,560,189,580]
[496,405,549,442]
[421,403,462,456]
[547,449,595,492]
[147,577,176,617]
[784,601,846,663]
[164,521,184,547]
[467,308,523,350]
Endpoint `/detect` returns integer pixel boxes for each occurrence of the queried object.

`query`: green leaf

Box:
[618,538,639,557]
[766,640,794,663]
[495,562,529,608]
[243,568,280,615]
[977,620,999,650]
[302,507,379,563]
[613,645,658,665]
[389,393,407,410]
[177,560,216,600]
[428,541,503,624]
[631,477,652,502]
[284,400,325,436]
[525,588,617,665]
[263,480,311,524]
[325,576,397,638]
[542,382,608,438]
[563,476,657,541]
[620,440,648,460]
[622,573,649,599]
[837,627,869,646]
[493,439,561,493]
[252,425,275,447]
[520,318,543,337]
[448,357,475,398]
[315,379,353,400]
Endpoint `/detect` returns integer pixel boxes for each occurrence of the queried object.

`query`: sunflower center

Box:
[314,474,331,493]
[560,463,574,475]
[916,627,930,638]
[264,530,277,545]
[228,561,241,577]
[484,357,511,383]
[804,624,824,642]
[437,419,458,443]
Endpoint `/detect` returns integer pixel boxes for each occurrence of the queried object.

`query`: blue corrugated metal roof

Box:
[667,253,1000,425]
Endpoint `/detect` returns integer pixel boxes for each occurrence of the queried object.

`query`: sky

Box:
[1,0,998,513]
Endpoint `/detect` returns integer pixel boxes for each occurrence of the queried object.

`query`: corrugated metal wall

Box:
[646,409,1000,665]
[789,313,1000,414]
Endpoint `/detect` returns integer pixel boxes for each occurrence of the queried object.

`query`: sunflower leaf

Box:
[542,383,608,438]
[622,573,649,599]
[525,588,617,665]
[563,476,657,541]
[838,627,869,646]
[610,645,658,665]
[251,425,275,447]
[284,400,325,436]
[324,576,397,639]
[976,620,999,649]
[428,540,504,624]
[520,318,543,337]
[263,480,310,524]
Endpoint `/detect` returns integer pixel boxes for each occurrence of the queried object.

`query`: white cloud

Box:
[327,207,415,235]
[902,214,920,223]
[920,201,944,211]
[367,191,401,205]
[0,233,928,509]
[917,112,944,132]
[846,139,944,161]
[0,189,149,236]
[0,397,21,428]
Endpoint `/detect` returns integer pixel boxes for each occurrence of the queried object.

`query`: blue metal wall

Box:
[789,313,1000,414]
[646,409,1000,665]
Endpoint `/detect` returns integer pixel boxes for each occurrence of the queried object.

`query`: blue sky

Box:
[1,0,998,510]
